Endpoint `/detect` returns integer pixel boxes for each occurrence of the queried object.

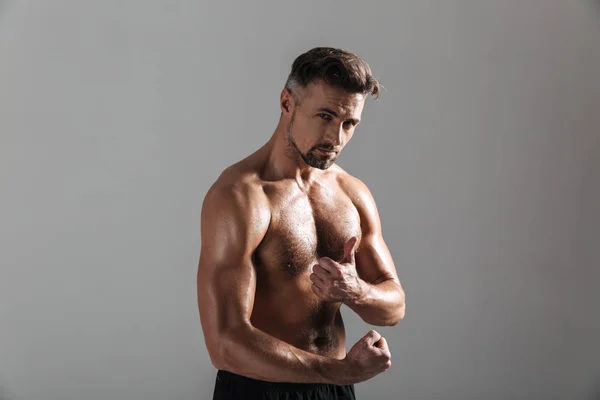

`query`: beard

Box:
[286,112,337,170]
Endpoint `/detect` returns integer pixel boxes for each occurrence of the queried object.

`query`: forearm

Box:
[217,324,345,384]
[346,279,405,326]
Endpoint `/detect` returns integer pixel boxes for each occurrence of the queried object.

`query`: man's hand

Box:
[309,236,369,304]
[331,330,392,385]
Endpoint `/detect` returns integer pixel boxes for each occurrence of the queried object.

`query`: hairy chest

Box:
[257,183,362,277]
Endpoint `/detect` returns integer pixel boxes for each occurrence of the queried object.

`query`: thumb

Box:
[363,330,382,346]
[340,236,358,264]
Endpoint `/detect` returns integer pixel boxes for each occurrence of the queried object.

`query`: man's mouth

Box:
[317,147,337,156]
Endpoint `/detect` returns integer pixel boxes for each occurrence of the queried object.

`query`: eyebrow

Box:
[317,107,360,125]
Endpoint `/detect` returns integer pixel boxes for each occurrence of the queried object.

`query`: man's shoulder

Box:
[203,160,269,217]
[332,165,371,198]
[330,166,378,216]
[201,161,271,251]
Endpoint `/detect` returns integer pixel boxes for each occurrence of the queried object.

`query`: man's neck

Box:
[261,127,325,186]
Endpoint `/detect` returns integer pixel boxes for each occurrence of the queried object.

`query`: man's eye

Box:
[319,113,331,120]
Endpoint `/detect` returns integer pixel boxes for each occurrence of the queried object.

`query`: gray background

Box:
[1,1,599,399]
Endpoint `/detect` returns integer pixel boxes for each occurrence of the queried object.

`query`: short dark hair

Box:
[284,47,381,103]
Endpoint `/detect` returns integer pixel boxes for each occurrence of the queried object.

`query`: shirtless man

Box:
[197,47,406,400]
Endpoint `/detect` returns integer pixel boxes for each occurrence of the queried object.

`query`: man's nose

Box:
[326,125,344,146]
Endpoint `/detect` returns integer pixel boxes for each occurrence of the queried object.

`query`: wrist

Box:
[316,357,348,385]
[344,279,371,307]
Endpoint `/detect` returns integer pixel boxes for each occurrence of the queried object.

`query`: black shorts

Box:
[213,369,357,400]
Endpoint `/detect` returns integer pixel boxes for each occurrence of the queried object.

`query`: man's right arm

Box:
[197,182,346,384]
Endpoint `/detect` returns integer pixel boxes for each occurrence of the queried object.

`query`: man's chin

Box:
[304,150,337,170]
[308,159,336,170]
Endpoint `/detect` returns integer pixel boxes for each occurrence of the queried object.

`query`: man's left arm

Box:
[347,179,405,326]
[309,178,406,326]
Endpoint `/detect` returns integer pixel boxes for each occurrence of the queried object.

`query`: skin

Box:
[197,79,406,386]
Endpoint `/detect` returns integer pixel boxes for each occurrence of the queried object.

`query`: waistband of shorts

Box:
[216,369,332,392]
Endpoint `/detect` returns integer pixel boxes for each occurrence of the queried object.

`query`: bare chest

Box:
[257,183,362,277]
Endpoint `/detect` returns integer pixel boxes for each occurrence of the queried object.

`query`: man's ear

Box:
[280,88,293,115]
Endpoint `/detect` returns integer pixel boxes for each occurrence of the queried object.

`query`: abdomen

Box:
[251,275,347,359]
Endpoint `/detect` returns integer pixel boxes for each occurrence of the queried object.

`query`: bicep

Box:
[356,233,399,284]
[352,181,400,285]
[197,249,257,368]
[196,184,268,357]
[197,244,257,352]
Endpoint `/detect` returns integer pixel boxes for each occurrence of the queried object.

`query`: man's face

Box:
[285,80,365,170]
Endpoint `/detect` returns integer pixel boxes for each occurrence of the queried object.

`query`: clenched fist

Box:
[336,330,392,385]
